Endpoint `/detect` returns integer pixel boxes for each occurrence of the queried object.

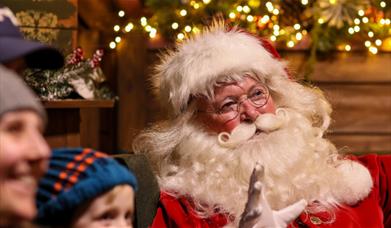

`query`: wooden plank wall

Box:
[283,52,391,154]
[69,1,391,155]
[13,0,386,155]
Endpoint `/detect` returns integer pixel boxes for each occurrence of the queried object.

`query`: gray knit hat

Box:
[0,64,46,121]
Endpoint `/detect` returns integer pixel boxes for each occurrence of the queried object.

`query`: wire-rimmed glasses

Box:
[199,83,270,122]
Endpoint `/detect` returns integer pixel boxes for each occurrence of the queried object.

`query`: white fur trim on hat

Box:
[154,22,288,115]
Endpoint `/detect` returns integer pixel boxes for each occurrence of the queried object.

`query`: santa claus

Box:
[132,21,391,227]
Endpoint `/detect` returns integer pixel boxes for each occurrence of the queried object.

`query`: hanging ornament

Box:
[317,0,370,28]
[382,37,391,52]
[23,48,113,100]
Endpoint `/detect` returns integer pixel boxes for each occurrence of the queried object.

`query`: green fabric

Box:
[114,154,160,228]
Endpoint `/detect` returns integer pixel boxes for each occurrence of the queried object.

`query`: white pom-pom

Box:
[333,160,373,205]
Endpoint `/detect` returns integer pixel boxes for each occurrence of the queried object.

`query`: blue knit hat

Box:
[36,148,138,225]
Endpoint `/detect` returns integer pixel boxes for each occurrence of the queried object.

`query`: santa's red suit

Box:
[150,154,391,228]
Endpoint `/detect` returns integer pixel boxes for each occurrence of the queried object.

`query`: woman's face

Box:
[196,77,276,133]
[0,110,50,225]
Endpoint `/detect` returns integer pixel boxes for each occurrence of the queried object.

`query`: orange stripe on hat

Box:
[53,148,105,192]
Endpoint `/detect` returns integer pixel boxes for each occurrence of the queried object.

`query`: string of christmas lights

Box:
[109,0,391,54]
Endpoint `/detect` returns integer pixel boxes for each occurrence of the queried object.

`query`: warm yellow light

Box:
[329,0,337,4]
[193,3,200,9]
[229,12,236,19]
[140,17,147,26]
[270,35,276,41]
[243,5,251,13]
[345,45,351,51]
[249,0,261,8]
[365,41,371,47]
[203,0,211,4]
[296,32,303,40]
[287,41,295,48]
[362,17,369,23]
[354,18,360,24]
[369,46,378,54]
[247,15,254,22]
[261,15,270,23]
[177,33,185,40]
[380,19,385,25]
[171,22,179,30]
[272,9,279,15]
[380,1,386,8]
[354,25,360,32]
[383,37,391,51]
[115,36,121,43]
[125,23,134,32]
[266,2,273,10]
[301,0,308,5]
[368,31,374,37]
[375,39,382,46]
[294,23,301,30]
[184,25,192,32]
[145,25,152,32]
[190,0,196,5]
[358,10,364,16]
[386,19,391,25]
[149,29,157,38]
[192,26,200,34]
[273,24,279,30]
[273,30,280,36]
[280,29,286,35]
[318,18,325,24]
[118,10,125,17]
[302,30,308,35]
[113,25,120,32]
[109,41,116,49]
[180,9,187,16]
[348,27,355,34]
[237,5,243,12]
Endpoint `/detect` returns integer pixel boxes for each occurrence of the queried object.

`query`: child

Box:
[35,148,138,228]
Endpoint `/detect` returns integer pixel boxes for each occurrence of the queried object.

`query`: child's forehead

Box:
[85,185,135,213]
[100,185,135,206]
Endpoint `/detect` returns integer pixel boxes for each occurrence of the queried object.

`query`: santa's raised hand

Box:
[239,163,307,228]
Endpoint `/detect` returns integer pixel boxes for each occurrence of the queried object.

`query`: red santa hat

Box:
[154,21,289,115]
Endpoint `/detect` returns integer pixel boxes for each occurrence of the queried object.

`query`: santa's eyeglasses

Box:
[199,83,270,122]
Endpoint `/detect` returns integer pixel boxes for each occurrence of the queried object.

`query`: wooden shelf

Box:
[42,99,115,109]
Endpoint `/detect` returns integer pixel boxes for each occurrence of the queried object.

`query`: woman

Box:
[0,65,50,227]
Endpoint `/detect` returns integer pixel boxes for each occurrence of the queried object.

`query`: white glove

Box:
[239,163,307,228]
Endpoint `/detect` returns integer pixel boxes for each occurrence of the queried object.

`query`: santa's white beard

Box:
[157,108,373,224]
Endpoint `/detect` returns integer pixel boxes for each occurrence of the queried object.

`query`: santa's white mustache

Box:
[218,108,288,148]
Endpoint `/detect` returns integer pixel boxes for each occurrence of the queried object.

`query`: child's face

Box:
[71,185,135,228]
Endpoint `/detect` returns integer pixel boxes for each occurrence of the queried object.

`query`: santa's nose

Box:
[239,100,260,122]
